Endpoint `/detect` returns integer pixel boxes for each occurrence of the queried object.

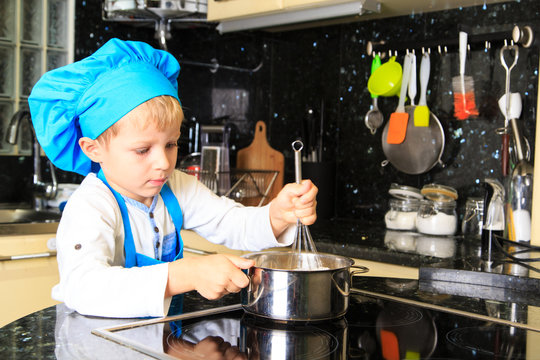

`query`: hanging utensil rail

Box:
[365,26,534,56]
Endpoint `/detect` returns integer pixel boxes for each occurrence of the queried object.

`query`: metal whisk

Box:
[291,140,321,269]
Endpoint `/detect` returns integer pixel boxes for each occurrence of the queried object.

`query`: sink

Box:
[0,209,61,236]
[0,209,61,224]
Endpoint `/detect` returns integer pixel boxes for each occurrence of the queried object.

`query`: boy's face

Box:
[97,111,181,207]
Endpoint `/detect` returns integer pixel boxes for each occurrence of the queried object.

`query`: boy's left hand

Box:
[269,180,318,237]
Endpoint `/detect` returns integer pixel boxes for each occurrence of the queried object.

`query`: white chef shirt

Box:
[52,170,294,318]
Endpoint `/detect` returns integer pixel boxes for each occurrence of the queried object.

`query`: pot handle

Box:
[351,265,369,276]
[243,269,265,307]
[332,265,370,296]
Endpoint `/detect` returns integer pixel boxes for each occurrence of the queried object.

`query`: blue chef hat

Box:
[28,38,180,176]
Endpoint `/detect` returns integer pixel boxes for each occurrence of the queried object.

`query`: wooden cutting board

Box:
[236,121,284,205]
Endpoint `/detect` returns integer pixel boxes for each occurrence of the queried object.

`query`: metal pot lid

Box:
[421,183,458,201]
[388,183,424,200]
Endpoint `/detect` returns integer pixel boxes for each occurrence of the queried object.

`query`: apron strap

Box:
[97,170,137,268]
[160,183,184,259]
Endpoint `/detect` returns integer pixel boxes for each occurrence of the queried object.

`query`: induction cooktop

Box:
[92,277,540,359]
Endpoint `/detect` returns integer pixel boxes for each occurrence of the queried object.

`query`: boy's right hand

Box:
[166,254,255,300]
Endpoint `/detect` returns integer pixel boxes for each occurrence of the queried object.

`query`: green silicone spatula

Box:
[414,52,431,127]
[387,52,412,144]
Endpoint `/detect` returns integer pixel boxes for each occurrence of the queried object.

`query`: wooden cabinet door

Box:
[284,0,352,8]
[207,0,283,21]
[0,234,59,327]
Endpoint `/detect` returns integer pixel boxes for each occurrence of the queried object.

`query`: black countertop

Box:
[2,219,539,358]
[310,219,482,269]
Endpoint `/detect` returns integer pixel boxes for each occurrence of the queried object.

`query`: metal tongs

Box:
[291,140,321,269]
[498,45,533,176]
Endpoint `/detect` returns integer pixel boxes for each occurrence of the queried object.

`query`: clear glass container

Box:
[461,197,484,238]
[416,199,457,235]
[384,198,420,231]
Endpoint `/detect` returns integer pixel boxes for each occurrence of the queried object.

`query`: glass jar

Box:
[384,198,421,231]
[416,199,458,235]
[461,197,484,238]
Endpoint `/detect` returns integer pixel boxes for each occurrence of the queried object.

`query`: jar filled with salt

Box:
[416,184,459,236]
[384,184,423,231]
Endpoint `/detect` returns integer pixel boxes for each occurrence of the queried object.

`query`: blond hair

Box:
[97,95,183,145]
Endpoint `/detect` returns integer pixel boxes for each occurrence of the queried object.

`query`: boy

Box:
[29,38,317,318]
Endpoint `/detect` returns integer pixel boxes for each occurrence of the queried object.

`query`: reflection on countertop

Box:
[310,219,478,270]
[0,291,241,359]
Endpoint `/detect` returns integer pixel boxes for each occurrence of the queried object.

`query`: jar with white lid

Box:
[385,198,421,230]
[384,184,423,231]
[416,199,458,235]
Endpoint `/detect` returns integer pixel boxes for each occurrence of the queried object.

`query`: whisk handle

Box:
[292,140,303,184]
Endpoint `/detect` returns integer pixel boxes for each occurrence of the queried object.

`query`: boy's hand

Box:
[269,179,318,237]
[166,254,254,300]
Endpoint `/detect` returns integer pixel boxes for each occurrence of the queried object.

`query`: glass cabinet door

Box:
[0,0,74,156]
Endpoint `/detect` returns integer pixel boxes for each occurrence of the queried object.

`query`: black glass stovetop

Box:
[93,277,540,360]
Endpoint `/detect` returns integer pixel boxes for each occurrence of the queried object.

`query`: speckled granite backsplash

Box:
[2,1,539,227]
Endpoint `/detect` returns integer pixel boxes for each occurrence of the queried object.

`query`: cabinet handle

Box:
[0,251,57,261]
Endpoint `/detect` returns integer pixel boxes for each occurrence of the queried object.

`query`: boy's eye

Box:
[135,148,149,155]
[166,141,179,149]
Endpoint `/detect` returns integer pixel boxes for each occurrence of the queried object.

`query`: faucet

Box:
[6,110,58,211]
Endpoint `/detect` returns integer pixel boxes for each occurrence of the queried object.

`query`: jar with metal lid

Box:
[421,184,458,202]
[416,199,458,235]
[461,197,484,238]
[384,184,423,231]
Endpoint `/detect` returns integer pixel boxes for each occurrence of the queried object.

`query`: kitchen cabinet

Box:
[0,233,59,328]
[207,0,376,22]
[207,0,509,24]
[207,0,282,21]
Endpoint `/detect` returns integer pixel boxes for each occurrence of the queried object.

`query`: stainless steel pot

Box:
[241,251,369,322]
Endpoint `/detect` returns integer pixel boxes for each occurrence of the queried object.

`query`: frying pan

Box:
[381,106,445,174]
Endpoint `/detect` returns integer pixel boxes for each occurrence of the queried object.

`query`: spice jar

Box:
[384,184,423,231]
[416,199,458,235]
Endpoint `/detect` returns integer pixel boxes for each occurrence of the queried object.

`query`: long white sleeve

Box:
[52,171,293,318]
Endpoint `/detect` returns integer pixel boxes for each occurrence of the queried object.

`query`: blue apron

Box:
[97,170,184,317]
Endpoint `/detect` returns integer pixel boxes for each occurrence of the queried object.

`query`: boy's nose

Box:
[154,149,174,170]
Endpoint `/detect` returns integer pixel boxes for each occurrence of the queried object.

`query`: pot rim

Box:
[242,251,355,272]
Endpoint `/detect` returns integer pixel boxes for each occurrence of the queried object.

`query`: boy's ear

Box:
[79,137,102,163]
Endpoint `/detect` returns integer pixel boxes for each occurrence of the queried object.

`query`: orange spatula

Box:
[387,53,412,144]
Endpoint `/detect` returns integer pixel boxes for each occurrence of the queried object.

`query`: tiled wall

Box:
[2,0,539,226]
